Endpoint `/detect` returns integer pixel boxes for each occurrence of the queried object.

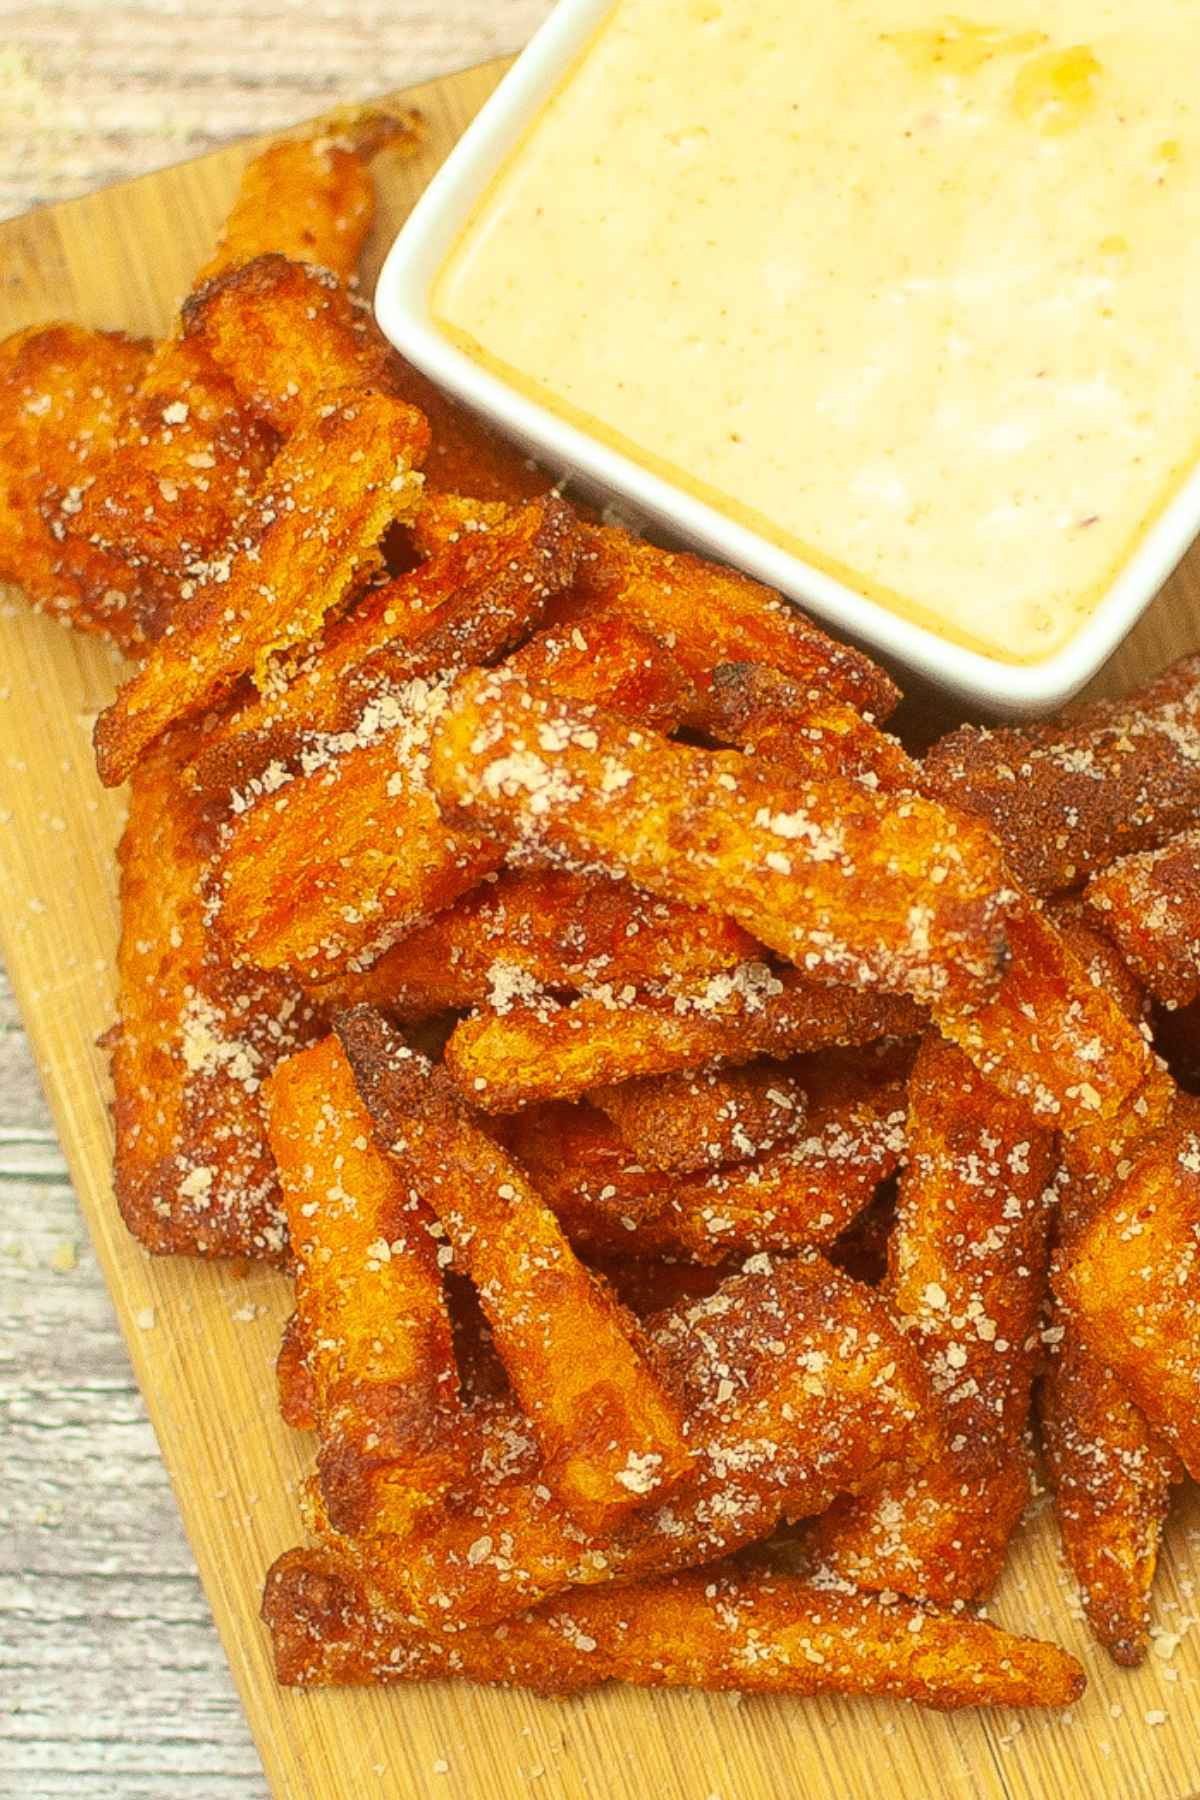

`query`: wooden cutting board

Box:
[2,51,1200,1800]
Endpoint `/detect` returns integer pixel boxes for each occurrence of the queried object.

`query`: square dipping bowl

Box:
[375,0,1200,716]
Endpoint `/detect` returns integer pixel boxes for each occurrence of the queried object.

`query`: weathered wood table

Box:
[0,7,550,1794]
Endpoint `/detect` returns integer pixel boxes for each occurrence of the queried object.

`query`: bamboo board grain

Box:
[3,53,1200,1800]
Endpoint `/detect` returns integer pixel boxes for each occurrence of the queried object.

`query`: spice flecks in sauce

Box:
[433,0,1200,664]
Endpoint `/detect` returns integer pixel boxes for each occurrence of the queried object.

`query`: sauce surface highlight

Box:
[433,0,1200,664]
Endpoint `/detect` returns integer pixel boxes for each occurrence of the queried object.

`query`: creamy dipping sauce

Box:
[433,0,1200,664]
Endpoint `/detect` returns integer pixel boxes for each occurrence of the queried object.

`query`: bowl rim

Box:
[375,0,1200,717]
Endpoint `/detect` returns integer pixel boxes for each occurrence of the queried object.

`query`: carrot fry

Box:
[1040,1319,1181,1666]
[368,371,547,507]
[61,333,278,596]
[0,323,152,652]
[212,680,499,979]
[705,660,918,790]
[428,667,1014,1009]
[444,963,923,1111]
[182,253,394,432]
[187,492,580,810]
[1085,829,1200,1010]
[199,107,422,284]
[1056,1101,1200,1480]
[62,112,417,591]
[212,607,694,980]
[565,525,900,717]
[1049,896,1149,1030]
[310,869,755,1017]
[262,1036,468,1534]
[111,729,321,1261]
[923,653,1200,895]
[335,1006,692,1536]
[514,1050,909,1263]
[943,899,1160,1139]
[94,391,428,785]
[306,1252,937,1624]
[813,1034,1057,1604]
[264,1548,1084,1710]
[590,1059,810,1174]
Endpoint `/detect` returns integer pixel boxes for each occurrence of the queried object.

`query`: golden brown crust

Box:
[590,1060,810,1174]
[923,654,1200,895]
[335,1006,692,1537]
[186,492,582,811]
[262,1036,468,1534]
[1040,1321,1180,1666]
[200,109,423,284]
[64,333,278,598]
[705,660,917,789]
[182,254,396,433]
[813,1034,1056,1603]
[565,525,900,718]
[943,899,1158,1138]
[111,728,321,1261]
[94,392,428,785]
[1056,1099,1200,1479]
[1085,829,1200,1010]
[306,1253,938,1625]
[311,867,754,1018]
[0,322,153,651]
[263,1547,1084,1709]
[276,1311,317,1432]
[430,666,1014,1011]
[513,1049,909,1264]
[444,965,923,1111]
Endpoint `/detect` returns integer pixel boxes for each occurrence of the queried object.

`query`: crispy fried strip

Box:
[263,1548,1084,1710]
[445,963,923,1111]
[213,677,497,979]
[1056,1101,1200,1480]
[813,1035,1056,1604]
[0,323,152,651]
[943,900,1160,1139]
[514,1051,908,1263]
[63,113,417,590]
[311,869,755,1017]
[923,653,1200,895]
[511,612,697,734]
[411,491,510,557]
[1040,1322,1181,1666]
[429,668,1013,1009]
[62,334,278,595]
[705,661,918,790]
[306,1253,936,1624]
[1035,910,1180,1664]
[1085,829,1200,1010]
[200,107,422,283]
[213,610,695,980]
[111,730,320,1261]
[94,392,428,785]
[182,254,394,433]
[188,492,581,809]
[262,1036,467,1534]
[590,1060,810,1175]
[336,1006,692,1536]
[564,525,900,718]
[1049,896,1149,1030]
